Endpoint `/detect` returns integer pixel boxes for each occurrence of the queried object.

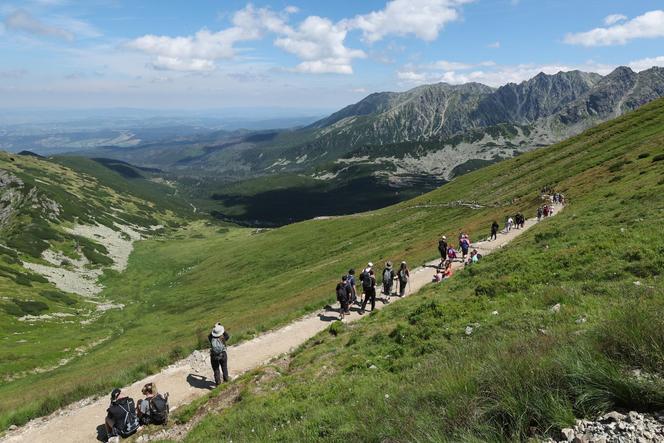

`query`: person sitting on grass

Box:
[105,388,140,442]
[465,249,480,266]
[443,261,454,279]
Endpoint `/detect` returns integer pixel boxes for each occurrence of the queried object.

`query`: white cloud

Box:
[4,8,74,41]
[603,13,627,26]
[397,61,618,88]
[349,0,471,43]
[397,70,428,82]
[628,55,664,72]
[564,10,664,46]
[152,56,216,72]
[127,1,473,74]
[127,5,286,72]
[487,40,500,48]
[275,16,365,74]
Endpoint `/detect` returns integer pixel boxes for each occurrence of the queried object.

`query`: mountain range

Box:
[10,66,664,224]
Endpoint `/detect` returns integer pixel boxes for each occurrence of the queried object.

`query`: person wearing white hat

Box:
[438,236,448,263]
[208,322,230,385]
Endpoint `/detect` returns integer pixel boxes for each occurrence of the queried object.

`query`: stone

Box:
[560,428,575,441]
[575,317,587,324]
[601,411,626,422]
[369,364,377,369]
[550,303,561,313]
[465,326,473,335]
[491,310,499,315]
[8,425,17,431]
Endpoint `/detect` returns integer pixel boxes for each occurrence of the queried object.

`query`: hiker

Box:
[490,221,499,240]
[506,216,514,231]
[459,234,470,260]
[360,269,376,314]
[105,388,140,441]
[438,236,448,262]
[397,262,410,297]
[543,205,549,217]
[447,246,458,261]
[560,194,565,205]
[336,275,350,320]
[209,323,230,385]
[346,269,358,305]
[519,213,525,228]
[382,261,395,301]
[360,262,373,304]
[137,383,169,426]
[537,207,543,221]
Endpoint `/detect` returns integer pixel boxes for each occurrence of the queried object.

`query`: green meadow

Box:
[2,97,664,440]
[172,99,664,441]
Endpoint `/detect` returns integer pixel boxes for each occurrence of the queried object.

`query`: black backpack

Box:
[149,394,169,425]
[114,397,140,437]
[362,273,373,289]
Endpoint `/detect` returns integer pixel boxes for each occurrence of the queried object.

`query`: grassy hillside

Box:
[170,99,663,441]
[2,97,663,437]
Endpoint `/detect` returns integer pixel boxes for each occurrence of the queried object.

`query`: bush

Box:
[652,154,664,163]
[327,320,345,336]
[40,290,77,306]
[12,299,49,316]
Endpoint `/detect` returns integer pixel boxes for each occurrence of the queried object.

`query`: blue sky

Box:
[1,0,664,110]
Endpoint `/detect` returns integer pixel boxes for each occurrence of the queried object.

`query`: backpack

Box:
[115,398,140,437]
[438,240,447,252]
[461,239,469,249]
[398,269,408,281]
[148,394,169,425]
[383,269,392,283]
[210,337,226,357]
[362,273,373,289]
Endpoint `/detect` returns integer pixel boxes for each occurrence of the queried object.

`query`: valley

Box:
[1,94,663,441]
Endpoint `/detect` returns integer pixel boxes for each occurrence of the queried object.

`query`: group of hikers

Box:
[102,192,566,441]
[335,261,411,320]
[103,322,230,441]
[103,383,169,441]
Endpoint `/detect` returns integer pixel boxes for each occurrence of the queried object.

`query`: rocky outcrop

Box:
[545,411,664,443]
[0,170,60,228]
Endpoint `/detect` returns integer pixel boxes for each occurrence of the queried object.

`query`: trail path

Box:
[2,204,562,443]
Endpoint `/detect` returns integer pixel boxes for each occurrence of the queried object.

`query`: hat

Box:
[211,322,225,338]
[442,236,447,240]
[110,388,121,403]
[401,261,407,265]
[386,261,392,268]
[367,262,373,267]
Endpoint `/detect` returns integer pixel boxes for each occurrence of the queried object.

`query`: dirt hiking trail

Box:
[2,204,563,443]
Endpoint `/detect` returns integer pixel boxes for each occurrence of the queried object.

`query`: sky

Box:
[1,0,664,111]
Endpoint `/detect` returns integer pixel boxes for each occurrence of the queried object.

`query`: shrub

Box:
[652,154,664,162]
[327,320,345,336]
[12,299,49,316]
[40,290,77,306]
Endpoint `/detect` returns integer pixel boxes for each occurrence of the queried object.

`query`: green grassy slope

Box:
[52,156,195,217]
[2,98,663,436]
[169,99,664,441]
[0,152,187,426]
